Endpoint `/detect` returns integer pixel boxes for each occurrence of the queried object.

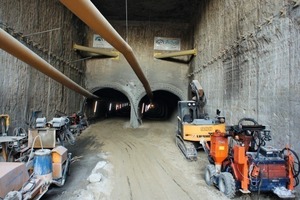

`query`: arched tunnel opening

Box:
[83,88,181,123]
[84,88,131,120]
[139,90,181,121]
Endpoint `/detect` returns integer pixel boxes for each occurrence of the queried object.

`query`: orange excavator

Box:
[176,80,226,160]
[201,118,299,198]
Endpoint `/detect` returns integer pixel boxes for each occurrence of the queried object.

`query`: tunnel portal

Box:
[139,90,181,121]
[85,88,130,120]
[84,88,181,123]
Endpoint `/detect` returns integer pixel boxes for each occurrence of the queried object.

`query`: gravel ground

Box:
[42,118,292,200]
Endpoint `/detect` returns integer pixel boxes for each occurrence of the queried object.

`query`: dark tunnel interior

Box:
[84,88,131,120]
[139,90,180,121]
[83,88,181,122]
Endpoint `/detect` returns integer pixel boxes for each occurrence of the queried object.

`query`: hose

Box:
[26,135,44,167]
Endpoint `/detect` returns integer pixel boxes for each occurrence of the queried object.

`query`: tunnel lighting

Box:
[145,104,149,112]
[141,103,145,114]
[145,104,151,112]
[109,103,112,111]
[94,101,98,113]
[149,103,155,109]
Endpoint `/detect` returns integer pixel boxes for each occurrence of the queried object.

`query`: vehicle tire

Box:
[205,164,216,186]
[218,172,236,199]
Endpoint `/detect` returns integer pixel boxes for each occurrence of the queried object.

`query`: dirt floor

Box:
[42,118,286,200]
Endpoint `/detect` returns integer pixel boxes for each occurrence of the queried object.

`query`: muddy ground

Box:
[43,118,285,200]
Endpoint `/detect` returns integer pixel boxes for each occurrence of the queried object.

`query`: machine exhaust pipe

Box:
[0,28,98,99]
[60,0,153,100]
[73,43,119,58]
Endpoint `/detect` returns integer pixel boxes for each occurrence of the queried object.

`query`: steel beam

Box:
[73,43,119,58]
[154,49,197,59]
[0,28,98,99]
[60,0,153,100]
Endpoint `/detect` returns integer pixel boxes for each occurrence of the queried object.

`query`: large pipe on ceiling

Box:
[60,0,153,100]
[0,28,98,99]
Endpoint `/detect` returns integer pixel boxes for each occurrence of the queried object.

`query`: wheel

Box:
[205,164,216,186]
[218,172,236,198]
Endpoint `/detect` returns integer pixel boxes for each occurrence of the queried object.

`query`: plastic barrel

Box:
[34,149,53,182]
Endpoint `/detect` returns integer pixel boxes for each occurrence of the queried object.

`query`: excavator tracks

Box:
[175,133,197,161]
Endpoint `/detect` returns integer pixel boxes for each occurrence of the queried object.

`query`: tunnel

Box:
[83,88,181,123]
[139,90,181,121]
[84,88,131,120]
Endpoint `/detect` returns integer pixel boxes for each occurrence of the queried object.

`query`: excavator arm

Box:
[190,80,207,118]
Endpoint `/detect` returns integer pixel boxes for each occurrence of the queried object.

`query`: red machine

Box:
[201,118,299,198]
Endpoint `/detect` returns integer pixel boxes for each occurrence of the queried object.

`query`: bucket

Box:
[34,149,53,182]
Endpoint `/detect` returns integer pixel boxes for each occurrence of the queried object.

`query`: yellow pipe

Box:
[73,43,119,57]
[0,114,10,128]
[154,49,197,59]
[60,0,153,100]
[0,28,98,99]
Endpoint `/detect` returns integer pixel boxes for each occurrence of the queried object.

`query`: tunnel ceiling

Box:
[91,0,201,22]
[93,88,128,101]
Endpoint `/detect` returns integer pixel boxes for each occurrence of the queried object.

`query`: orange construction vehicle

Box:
[176,80,226,160]
[201,118,299,198]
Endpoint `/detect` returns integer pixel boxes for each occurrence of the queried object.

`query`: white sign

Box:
[93,34,113,49]
[154,37,181,51]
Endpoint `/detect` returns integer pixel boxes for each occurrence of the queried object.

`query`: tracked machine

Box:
[201,118,300,198]
[176,80,226,160]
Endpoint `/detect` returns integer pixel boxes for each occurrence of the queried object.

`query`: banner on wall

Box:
[92,34,113,49]
[154,37,181,51]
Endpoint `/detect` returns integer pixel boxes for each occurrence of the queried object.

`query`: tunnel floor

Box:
[43,119,281,200]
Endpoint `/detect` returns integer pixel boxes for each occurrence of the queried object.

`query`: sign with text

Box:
[154,37,181,51]
[93,34,113,49]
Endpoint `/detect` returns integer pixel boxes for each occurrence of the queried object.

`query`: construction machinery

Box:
[176,80,226,160]
[2,146,71,200]
[1,117,72,200]
[201,118,300,198]
[0,114,10,136]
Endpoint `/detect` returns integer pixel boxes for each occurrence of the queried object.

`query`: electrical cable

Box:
[26,135,44,167]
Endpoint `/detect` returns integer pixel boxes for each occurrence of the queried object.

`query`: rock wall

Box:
[192,0,300,168]
[0,0,86,130]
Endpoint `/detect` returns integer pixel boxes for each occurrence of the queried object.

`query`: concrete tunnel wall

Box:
[191,0,300,178]
[84,21,193,127]
[0,0,86,130]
